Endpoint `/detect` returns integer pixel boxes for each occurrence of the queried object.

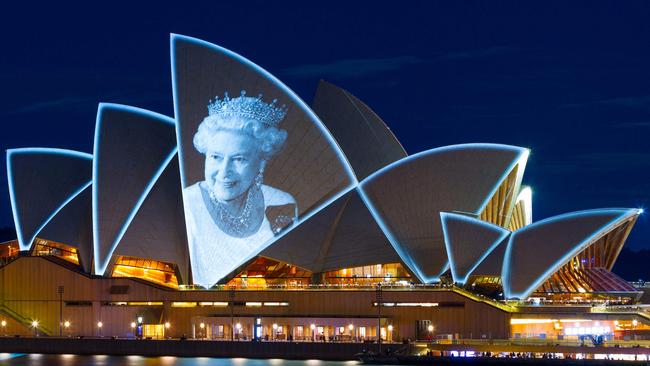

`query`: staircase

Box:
[452,286,515,312]
[0,304,54,336]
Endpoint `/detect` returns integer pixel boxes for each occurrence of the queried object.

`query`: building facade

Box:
[1,34,648,342]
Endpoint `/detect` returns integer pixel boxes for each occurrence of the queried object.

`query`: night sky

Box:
[1,2,649,250]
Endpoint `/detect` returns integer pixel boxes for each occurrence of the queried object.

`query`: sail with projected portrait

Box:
[171,34,357,287]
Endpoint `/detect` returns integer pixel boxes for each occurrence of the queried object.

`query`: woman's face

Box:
[204,129,263,202]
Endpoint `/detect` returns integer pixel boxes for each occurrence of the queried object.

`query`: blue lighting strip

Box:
[92,103,177,276]
[357,186,431,283]
[440,212,510,285]
[7,148,93,251]
[500,234,515,299]
[230,185,358,277]
[358,143,527,283]
[502,208,642,300]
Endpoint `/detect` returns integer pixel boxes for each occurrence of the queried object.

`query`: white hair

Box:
[193,116,288,160]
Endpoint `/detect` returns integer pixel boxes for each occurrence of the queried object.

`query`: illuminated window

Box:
[171,302,197,308]
[373,302,438,307]
[128,301,163,306]
[213,324,224,338]
[0,240,20,266]
[112,256,179,289]
[143,324,164,339]
[199,302,228,307]
[263,302,289,306]
[101,301,163,306]
[325,263,410,285]
[226,257,312,289]
[32,238,79,265]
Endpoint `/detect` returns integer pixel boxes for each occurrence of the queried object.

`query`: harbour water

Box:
[0,354,362,366]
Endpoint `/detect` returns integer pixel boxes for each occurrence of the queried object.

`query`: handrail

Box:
[178,283,453,291]
[451,287,515,312]
[0,304,54,336]
[0,254,20,269]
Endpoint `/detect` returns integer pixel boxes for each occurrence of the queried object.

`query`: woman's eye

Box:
[210,154,222,160]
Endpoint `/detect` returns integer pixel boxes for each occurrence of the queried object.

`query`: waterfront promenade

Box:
[0,337,648,361]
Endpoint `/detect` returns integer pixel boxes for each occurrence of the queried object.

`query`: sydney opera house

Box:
[1,34,648,342]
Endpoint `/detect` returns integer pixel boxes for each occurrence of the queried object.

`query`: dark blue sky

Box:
[1,2,649,249]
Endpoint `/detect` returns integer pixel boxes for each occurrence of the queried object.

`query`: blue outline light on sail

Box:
[92,103,177,275]
[502,208,640,300]
[358,143,527,283]
[169,34,359,284]
[7,148,92,251]
[440,212,510,285]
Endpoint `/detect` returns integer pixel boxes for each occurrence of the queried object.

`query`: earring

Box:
[255,169,264,187]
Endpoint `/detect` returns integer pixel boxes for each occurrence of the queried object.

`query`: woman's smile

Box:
[204,130,263,202]
[216,180,237,189]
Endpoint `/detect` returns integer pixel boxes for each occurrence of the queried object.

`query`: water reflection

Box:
[0,354,24,362]
[92,355,109,366]
[0,355,361,366]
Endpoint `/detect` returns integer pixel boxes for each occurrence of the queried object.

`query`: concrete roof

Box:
[502,208,641,300]
[311,80,407,180]
[114,156,190,283]
[359,143,528,283]
[92,104,177,275]
[38,186,93,272]
[440,212,509,284]
[261,188,400,274]
[7,148,92,252]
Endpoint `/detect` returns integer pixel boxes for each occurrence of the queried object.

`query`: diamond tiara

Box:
[207,90,288,128]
